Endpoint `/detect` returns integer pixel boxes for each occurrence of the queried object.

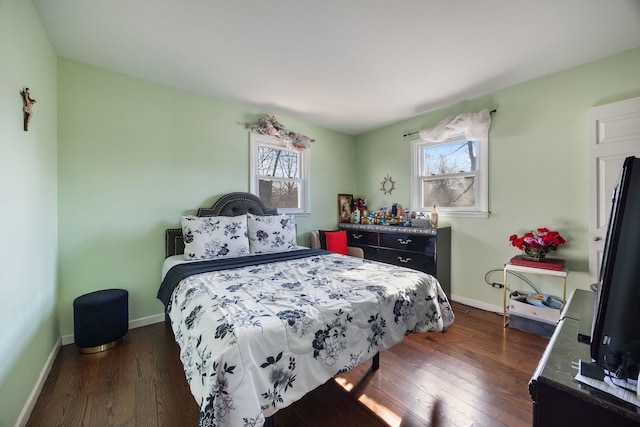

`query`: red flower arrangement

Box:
[509,228,566,260]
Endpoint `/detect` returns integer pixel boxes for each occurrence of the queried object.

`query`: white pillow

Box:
[247,213,297,254]
[181,215,250,260]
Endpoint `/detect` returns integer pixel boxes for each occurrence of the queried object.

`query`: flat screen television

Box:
[591,156,640,380]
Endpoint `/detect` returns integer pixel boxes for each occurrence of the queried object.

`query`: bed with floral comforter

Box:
[158,248,454,427]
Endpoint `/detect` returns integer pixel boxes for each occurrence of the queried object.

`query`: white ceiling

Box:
[33,0,640,135]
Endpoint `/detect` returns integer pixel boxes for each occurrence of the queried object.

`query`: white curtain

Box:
[419,108,492,142]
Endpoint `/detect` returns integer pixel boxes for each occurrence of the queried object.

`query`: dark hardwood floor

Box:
[26,303,548,426]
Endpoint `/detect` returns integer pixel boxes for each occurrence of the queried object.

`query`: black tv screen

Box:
[591,156,640,379]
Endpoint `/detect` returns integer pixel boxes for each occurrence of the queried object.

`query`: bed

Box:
[158,192,454,427]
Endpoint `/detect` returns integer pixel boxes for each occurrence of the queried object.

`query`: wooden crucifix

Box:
[20,87,36,131]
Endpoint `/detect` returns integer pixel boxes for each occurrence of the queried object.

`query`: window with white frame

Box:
[411,137,489,217]
[250,133,310,214]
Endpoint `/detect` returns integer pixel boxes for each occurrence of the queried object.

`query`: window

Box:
[411,137,488,217]
[250,133,310,214]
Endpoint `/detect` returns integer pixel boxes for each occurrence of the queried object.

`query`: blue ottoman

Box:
[73,289,128,353]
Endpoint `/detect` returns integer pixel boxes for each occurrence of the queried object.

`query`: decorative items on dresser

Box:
[338,223,451,297]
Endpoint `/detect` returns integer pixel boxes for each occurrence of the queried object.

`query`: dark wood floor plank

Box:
[26,304,548,427]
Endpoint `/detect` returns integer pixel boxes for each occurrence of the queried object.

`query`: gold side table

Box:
[503,263,569,327]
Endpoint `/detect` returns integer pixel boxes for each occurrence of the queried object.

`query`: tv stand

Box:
[529,289,640,426]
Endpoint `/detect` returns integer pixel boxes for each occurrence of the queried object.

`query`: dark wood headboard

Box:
[165,192,278,258]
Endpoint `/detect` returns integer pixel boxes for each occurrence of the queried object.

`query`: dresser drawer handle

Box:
[352,233,363,240]
[397,238,412,245]
[397,256,412,263]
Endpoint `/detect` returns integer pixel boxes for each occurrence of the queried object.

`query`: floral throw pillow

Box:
[181,215,250,260]
[247,213,297,254]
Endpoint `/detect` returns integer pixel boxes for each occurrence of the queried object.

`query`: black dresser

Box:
[529,289,640,426]
[338,224,451,296]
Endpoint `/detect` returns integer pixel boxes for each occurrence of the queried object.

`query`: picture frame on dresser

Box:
[338,193,353,223]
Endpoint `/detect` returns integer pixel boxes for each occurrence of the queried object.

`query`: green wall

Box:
[57,59,357,336]
[3,2,640,423]
[0,0,58,425]
[355,47,640,310]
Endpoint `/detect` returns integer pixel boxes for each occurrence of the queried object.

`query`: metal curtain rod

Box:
[402,109,497,138]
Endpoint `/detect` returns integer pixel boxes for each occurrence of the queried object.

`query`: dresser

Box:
[529,289,640,426]
[338,224,451,296]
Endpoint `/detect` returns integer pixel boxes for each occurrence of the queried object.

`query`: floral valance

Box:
[419,108,492,142]
[245,115,314,151]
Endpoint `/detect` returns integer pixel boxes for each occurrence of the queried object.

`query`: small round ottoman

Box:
[73,288,128,353]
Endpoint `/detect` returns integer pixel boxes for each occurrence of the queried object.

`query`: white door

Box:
[588,97,640,285]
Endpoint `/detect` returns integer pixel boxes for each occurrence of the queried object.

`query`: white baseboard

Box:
[130,312,166,329]
[14,337,61,427]
[60,312,166,346]
[60,333,74,346]
[450,293,503,314]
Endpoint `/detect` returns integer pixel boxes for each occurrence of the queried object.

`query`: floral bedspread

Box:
[166,250,454,427]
